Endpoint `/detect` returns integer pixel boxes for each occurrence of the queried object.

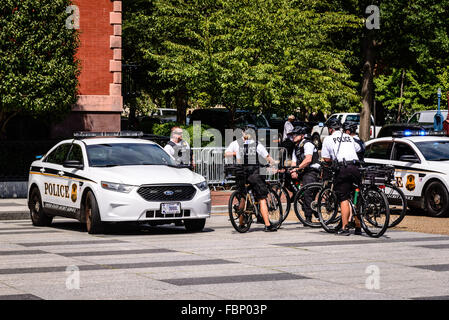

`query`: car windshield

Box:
[415,141,449,161]
[86,143,175,167]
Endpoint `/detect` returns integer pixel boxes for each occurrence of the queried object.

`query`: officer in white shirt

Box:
[289,126,321,225]
[321,118,361,235]
[225,125,278,232]
[343,121,365,162]
[164,127,191,166]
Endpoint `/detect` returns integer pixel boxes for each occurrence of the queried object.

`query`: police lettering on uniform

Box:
[164,127,192,166]
[321,118,362,236]
[289,126,321,225]
[225,125,278,232]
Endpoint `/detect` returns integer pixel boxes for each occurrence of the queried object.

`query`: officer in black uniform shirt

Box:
[289,126,321,225]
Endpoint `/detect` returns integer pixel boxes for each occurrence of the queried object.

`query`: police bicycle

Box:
[316,161,391,238]
[363,165,407,228]
[269,165,324,226]
[226,164,284,233]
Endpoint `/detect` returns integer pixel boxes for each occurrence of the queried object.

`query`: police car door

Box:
[62,142,86,216]
[40,143,72,214]
[390,141,423,200]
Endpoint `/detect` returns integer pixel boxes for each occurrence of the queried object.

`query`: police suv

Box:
[27,133,210,234]
[364,130,449,217]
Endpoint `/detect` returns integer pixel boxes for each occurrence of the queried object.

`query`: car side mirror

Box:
[318,122,324,127]
[399,155,420,163]
[63,160,84,169]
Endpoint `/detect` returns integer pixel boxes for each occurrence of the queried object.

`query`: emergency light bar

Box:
[73,131,144,138]
[392,130,448,138]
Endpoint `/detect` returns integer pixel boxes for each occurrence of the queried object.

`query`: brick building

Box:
[52,0,123,137]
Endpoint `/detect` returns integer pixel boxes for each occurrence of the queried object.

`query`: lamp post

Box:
[434,88,443,131]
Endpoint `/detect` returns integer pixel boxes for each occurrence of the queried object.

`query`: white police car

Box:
[364,130,449,217]
[27,133,211,234]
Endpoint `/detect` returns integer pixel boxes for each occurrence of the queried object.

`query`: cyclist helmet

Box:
[326,118,342,130]
[343,121,358,133]
[291,126,308,136]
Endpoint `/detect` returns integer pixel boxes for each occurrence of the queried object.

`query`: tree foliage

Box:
[0,0,80,138]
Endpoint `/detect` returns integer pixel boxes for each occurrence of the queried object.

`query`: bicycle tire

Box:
[293,182,323,227]
[228,191,252,233]
[271,184,291,222]
[360,187,390,238]
[316,187,341,233]
[382,183,407,228]
[264,188,284,228]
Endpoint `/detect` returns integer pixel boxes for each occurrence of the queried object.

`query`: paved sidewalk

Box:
[0,191,234,220]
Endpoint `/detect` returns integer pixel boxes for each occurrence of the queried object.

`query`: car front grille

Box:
[137,185,196,202]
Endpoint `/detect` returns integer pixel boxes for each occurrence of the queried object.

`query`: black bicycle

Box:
[226,164,284,233]
[268,165,300,222]
[362,165,407,228]
[316,163,391,238]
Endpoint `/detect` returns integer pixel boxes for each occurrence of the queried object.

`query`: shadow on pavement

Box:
[49,220,215,236]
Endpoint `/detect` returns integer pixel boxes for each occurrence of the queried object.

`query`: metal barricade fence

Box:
[192,147,288,188]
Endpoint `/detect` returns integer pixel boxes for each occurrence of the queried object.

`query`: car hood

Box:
[89,165,204,185]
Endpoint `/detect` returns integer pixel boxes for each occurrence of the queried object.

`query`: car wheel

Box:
[424,181,449,217]
[184,219,206,232]
[312,134,321,150]
[84,191,104,234]
[29,187,53,226]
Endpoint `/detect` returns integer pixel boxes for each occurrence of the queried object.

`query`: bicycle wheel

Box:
[317,187,341,233]
[381,183,407,228]
[271,183,291,222]
[264,189,284,228]
[228,191,252,233]
[293,183,323,227]
[360,187,390,238]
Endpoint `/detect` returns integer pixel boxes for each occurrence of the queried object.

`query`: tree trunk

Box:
[0,111,18,140]
[360,36,376,142]
[396,69,406,123]
[175,89,187,125]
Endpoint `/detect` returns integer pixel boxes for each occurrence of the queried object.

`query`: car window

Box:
[44,144,72,165]
[346,115,360,122]
[392,142,418,161]
[408,113,419,124]
[66,144,84,164]
[415,141,449,161]
[365,142,393,160]
[86,143,175,167]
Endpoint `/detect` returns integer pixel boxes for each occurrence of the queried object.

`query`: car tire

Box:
[29,187,53,227]
[184,219,206,232]
[83,191,104,234]
[424,181,449,217]
[312,134,321,150]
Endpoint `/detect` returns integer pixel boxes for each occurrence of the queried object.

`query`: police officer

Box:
[225,125,278,232]
[321,118,361,235]
[343,121,365,162]
[289,126,321,225]
[164,126,192,166]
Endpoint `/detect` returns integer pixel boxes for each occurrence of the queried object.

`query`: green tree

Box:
[142,0,361,124]
[0,0,80,139]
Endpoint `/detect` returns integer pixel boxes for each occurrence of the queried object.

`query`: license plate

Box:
[161,203,181,215]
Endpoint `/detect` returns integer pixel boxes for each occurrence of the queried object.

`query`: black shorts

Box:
[334,164,361,202]
[237,172,268,200]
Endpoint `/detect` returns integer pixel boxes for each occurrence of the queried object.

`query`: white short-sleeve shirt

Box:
[321,130,360,162]
[225,138,269,162]
[292,141,320,170]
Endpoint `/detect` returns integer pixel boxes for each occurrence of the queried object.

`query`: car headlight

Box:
[195,181,208,191]
[101,181,134,193]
